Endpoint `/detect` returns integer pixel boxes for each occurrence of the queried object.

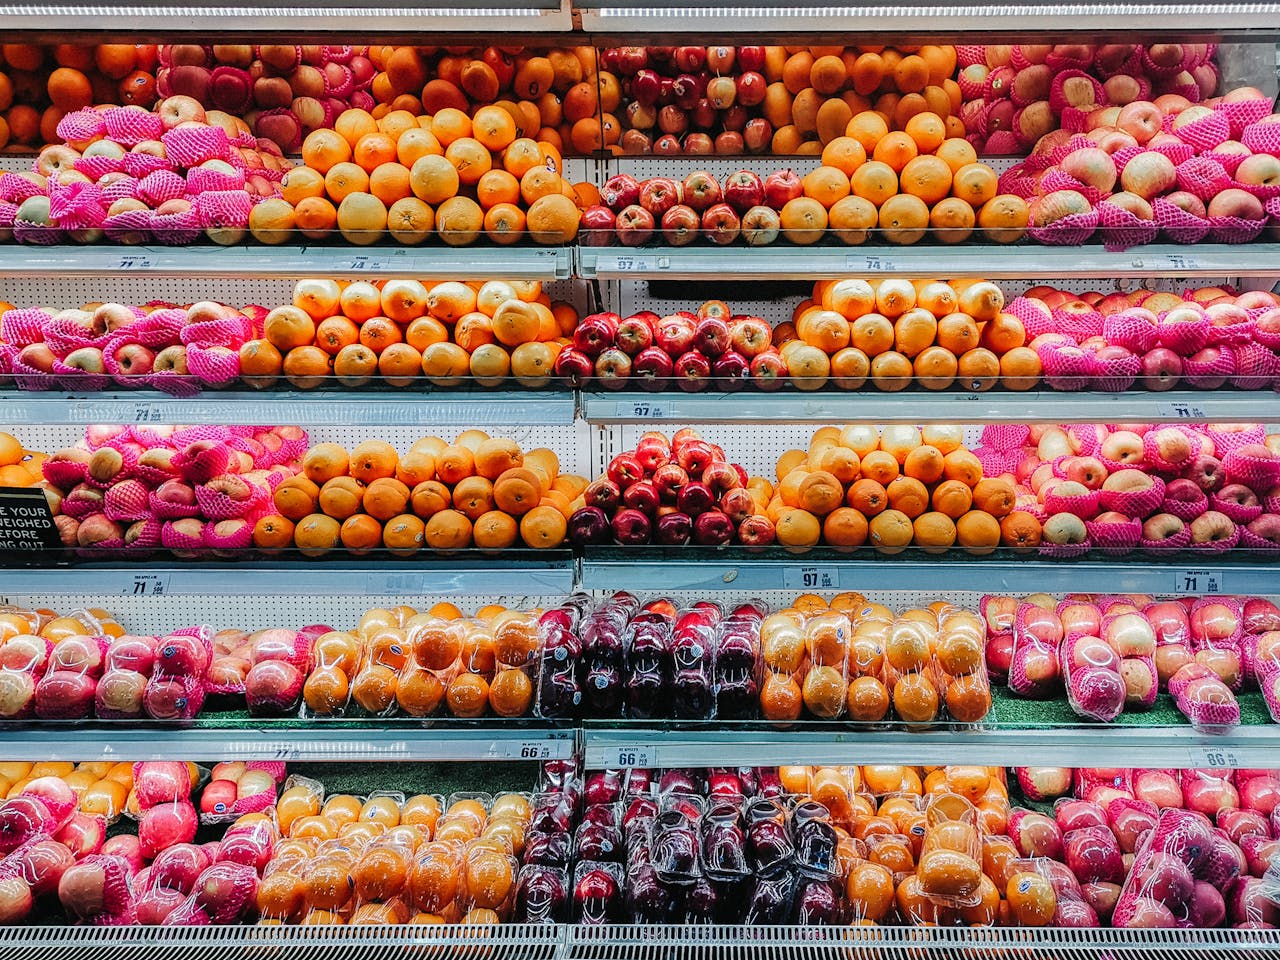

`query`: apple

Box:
[580,204,617,245]
[702,203,740,245]
[616,316,654,356]
[724,170,764,213]
[1043,512,1088,544]
[762,169,802,210]
[660,204,700,245]
[631,346,674,388]
[728,316,771,357]
[1190,509,1237,545]
[1208,188,1265,220]
[681,171,722,212]
[1064,456,1108,489]
[614,205,655,246]
[655,314,696,356]
[1164,190,1207,219]
[741,204,781,246]
[638,177,681,217]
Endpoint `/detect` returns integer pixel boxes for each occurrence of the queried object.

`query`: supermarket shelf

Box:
[566,925,1280,958]
[579,551,1278,595]
[1,558,575,597]
[0,1,573,35]
[0,389,576,427]
[578,243,1273,280]
[0,925,563,960]
[577,0,1280,37]
[584,723,1277,769]
[0,244,573,280]
[0,926,1274,959]
[0,724,576,763]
[583,389,1280,425]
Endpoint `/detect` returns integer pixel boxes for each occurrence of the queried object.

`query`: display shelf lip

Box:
[577,0,1280,34]
[578,243,1275,280]
[582,723,1280,769]
[0,389,577,427]
[583,389,1280,425]
[2,558,575,597]
[579,552,1279,594]
[0,1,573,33]
[0,244,573,280]
[0,723,577,763]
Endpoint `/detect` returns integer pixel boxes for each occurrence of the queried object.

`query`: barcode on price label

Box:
[1157,401,1207,420]
[125,574,171,596]
[604,744,655,768]
[849,254,898,272]
[782,566,839,590]
[1172,569,1222,595]
[616,400,669,419]
[1189,747,1238,767]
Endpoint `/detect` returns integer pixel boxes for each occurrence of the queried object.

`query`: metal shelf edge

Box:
[0,391,576,427]
[579,557,1277,594]
[583,725,1280,769]
[583,390,1280,425]
[578,243,1276,280]
[0,725,577,763]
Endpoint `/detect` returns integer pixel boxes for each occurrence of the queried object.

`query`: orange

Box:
[337,193,388,245]
[899,155,952,205]
[886,476,929,518]
[802,165,851,207]
[872,131,917,172]
[904,111,946,153]
[823,507,868,548]
[294,513,341,557]
[319,476,365,520]
[914,345,958,390]
[935,313,979,355]
[435,196,484,246]
[293,196,338,239]
[827,195,878,244]
[282,166,326,205]
[951,162,997,207]
[913,511,957,553]
[353,132,397,172]
[957,347,1000,391]
[475,169,520,210]
[846,110,889,152]
[488,668,533,717]
[519,504,566,548]
[324,162,370,203]
[932,194,980,242]
[893,307,937,357]
[409,155,460,205]
[526,194,579,245]
[942,450,983,486]
[369,162,412,205]
[1007,871,1056,926]
[868,508,913,554]
[472,105,517,151]
[820,136,867,175]
[779,197,828,244]
[971,478,1015,517]
[879,194,929,244]
[425,510,473,550]
[977,194,1030,243]
[850,161,897,207]
[956,510,1001,555]
[936,138,979,174]
[444,137,492,185]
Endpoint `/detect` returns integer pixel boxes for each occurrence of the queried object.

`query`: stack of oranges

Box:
[757,594,992,725]
[253,431,585,557]
[259,106,588,247]
[786,110,1027,245]
[262,782,528,925]
[0,431,47,488]
[778,278,1043,392]
[367,45,608,156]
[240,278,574,391]
[303,603,539,721]
[757,424,1040,554]
[0,43,157,148]
[781,764,1056,926]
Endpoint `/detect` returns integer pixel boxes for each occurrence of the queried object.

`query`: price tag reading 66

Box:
[783,566,839,590]
[606,744,655,768]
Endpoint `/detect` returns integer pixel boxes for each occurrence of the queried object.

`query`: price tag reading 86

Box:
[1189,747,1238,768]
[782,566,839,590]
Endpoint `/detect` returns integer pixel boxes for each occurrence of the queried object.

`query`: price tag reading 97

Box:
[783,566,839,590]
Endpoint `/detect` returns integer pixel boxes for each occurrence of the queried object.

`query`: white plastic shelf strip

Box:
[576,0,1280,33]
[0,1,573,31]
[0,724,577,763]
[579,243,1277,281]
[0,244,573,281]
[582,723,1280,769]
[584,390,1280,425]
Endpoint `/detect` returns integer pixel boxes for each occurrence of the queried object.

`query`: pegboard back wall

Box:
[612,276,1218,325]
[16,422,594,477]
[614,423,991,477]
[0,278,589,313]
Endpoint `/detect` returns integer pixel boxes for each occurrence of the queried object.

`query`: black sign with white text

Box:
[0,487,59,559]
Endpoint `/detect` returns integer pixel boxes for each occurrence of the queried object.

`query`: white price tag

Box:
[1189,747,1238,768]
[1172,569,1223,595]
[131,402,160,423]
[604,744,656,768]
[613,255,651,272]
[501,740,556,761]
[346,250,409,272]
[848,254,897,272]
[369,572,426,594]
[616,400,669,419]
[1157,401,1208,420]
[782,565,839,590]
[117,254,153,270]
[268,745,301,761]
[124,573,171,596]
[1165,254,1201,273]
